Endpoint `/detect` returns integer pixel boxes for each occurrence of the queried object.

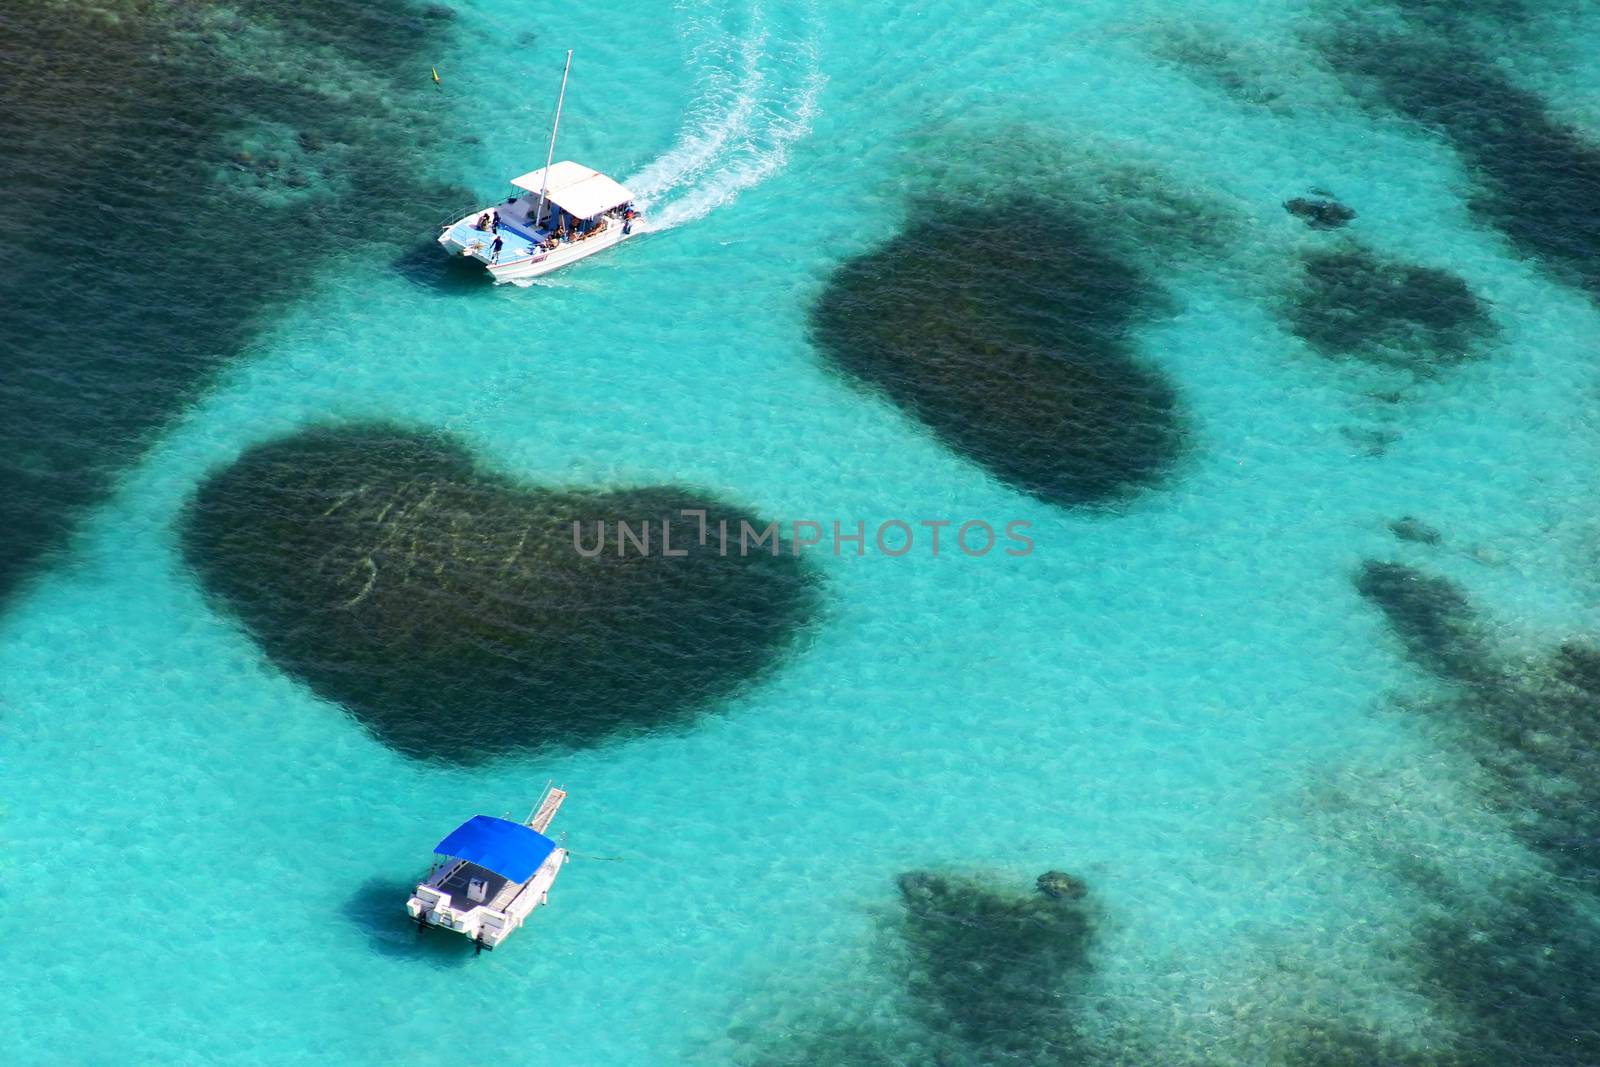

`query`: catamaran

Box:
[406,785,569,952]
[438,50,640,284]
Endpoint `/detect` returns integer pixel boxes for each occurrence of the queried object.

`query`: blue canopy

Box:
[434,815,557,883]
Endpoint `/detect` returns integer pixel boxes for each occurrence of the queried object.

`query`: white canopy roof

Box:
[510,161,633,219]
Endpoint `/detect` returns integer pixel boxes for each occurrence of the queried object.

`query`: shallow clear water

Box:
[4,0,1600,1063]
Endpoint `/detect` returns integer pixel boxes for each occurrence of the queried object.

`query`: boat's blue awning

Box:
[434,816,557,882]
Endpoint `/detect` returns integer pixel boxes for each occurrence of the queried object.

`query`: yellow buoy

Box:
[431,66,441,85]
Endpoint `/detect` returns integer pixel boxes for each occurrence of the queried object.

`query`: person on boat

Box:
[489,209,500,233]
[490,234,504,262]
[474,213,491,231]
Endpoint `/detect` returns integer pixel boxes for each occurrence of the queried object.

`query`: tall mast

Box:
[534,49,573,232]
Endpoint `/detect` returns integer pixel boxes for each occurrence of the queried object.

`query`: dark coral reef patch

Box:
[1354,561,1600,881]
[1339,560,1600,1066]
[0,0,464,607]
[1388,515,1443,546]
[1408,881,1600,1067]
[741,868,1104,1065]
[1285,195,1357,230]
[810,201,1183,508]
[1288,248,1493,369]
[894,869,1099,1057]
[182,424,819,764]
[1322,26,1600,299]
[1354,561,1491,682]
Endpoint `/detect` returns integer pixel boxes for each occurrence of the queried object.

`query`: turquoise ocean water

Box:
[4,0,1600,1062]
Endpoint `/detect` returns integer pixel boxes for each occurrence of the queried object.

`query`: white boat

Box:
[437,50,641,284]
[406,785,569,952]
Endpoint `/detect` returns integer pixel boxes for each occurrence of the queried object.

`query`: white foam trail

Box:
[647,67,822,230]
[628,0,824,232]
[627,2,768,201]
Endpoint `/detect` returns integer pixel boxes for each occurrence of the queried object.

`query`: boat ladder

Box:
[528,785,566,833]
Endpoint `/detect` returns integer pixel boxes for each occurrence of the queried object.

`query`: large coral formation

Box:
[184,424,819,763]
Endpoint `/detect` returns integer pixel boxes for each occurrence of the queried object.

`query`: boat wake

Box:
[628,0,824,231]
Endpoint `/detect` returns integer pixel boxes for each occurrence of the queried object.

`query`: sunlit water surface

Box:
[4,0,1600,1062]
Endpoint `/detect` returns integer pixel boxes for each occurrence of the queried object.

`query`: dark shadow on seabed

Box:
[0,0,467,607]
[343,877,475,968]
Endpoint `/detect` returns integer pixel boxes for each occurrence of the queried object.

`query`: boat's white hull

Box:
[406,849,568,949]
[438,211,637,285]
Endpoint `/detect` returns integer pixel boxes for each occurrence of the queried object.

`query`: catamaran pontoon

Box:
[437,50,640,284]
[406,785,569,951]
